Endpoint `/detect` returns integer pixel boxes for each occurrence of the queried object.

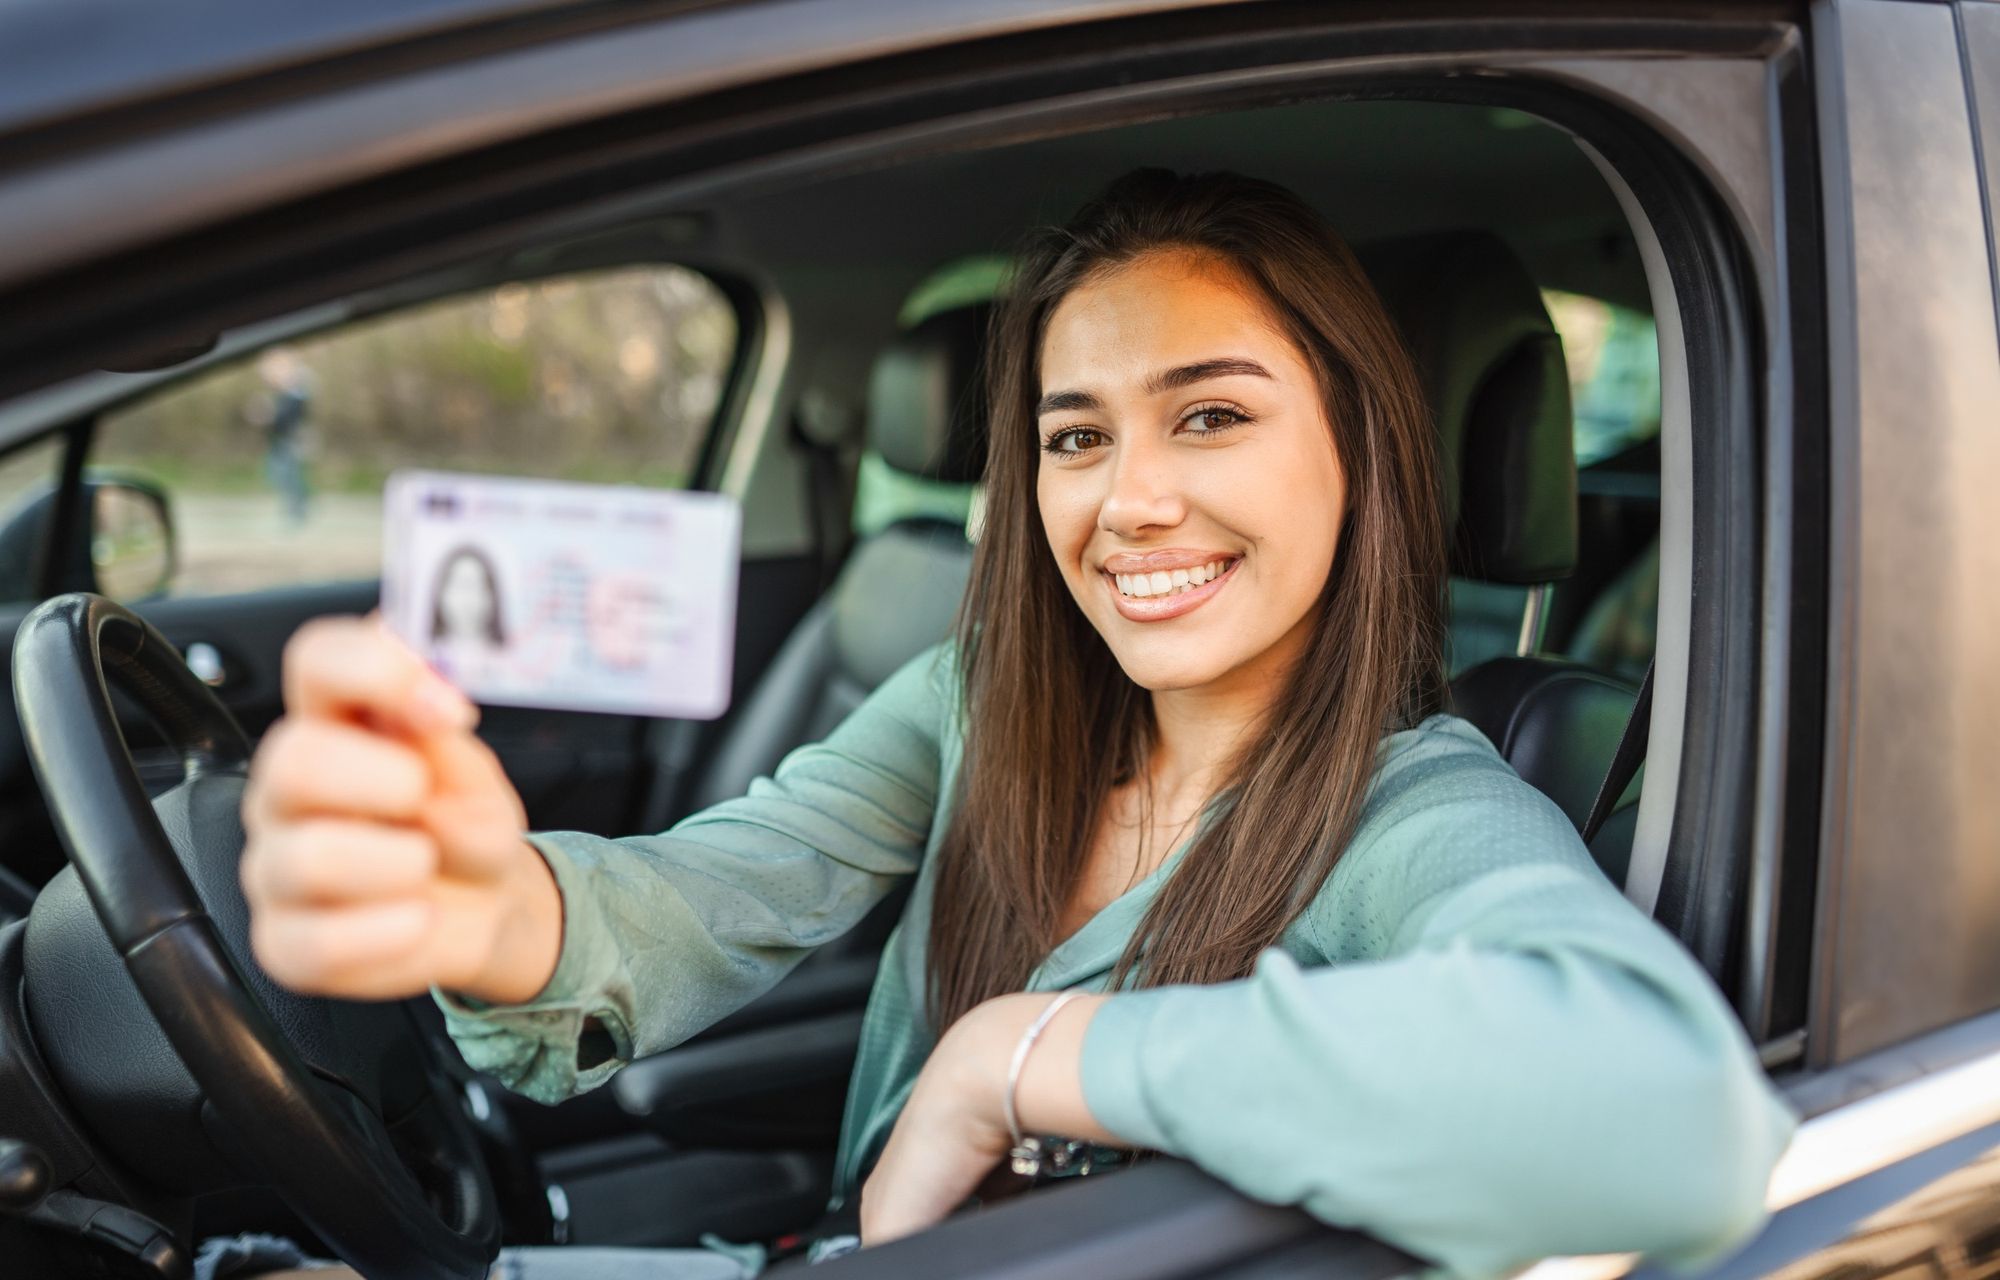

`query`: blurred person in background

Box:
[250,347,314,525]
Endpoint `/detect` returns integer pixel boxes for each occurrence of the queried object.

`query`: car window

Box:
[848,255,1010,538]
[0,435,69,603]
[1541,289,1662,466]
[92,265,738,601]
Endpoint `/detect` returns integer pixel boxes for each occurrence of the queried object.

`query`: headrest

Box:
[866,302,992,484]
[1357,232,1578,585]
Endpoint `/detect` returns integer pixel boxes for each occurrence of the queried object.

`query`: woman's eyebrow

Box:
[1036,388,1102,416]
[1036,357,1275,417]
[1144,357,1274,394]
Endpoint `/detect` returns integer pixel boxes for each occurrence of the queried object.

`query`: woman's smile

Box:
[1102,553,1242,621]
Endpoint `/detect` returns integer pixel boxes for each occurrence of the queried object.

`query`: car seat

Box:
[683,304,988,814]
[1358,232,1645,888]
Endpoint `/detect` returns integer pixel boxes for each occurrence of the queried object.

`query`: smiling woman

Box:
[931,170,1441,1026]
[225,169,1792,1280]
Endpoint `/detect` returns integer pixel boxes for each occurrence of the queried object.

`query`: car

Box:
[0,1,1995,1277]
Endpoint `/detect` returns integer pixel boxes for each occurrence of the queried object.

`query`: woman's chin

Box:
[1105,644,1241,695]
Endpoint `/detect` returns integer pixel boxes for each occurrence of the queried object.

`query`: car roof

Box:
[703,98,1644,308]
[0,0,610,141]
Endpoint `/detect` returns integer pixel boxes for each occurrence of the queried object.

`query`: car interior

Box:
[0,94,1676,1269]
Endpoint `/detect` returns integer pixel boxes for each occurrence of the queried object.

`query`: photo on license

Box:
[380,470,740,719]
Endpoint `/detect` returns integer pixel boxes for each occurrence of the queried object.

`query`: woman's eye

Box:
[1044,427,1106,456]
[1183,407,1247,435]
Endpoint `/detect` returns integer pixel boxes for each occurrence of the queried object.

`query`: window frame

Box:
[1803,0,2000,1068]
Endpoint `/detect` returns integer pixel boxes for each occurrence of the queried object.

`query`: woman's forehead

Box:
[1039,253,1301,392]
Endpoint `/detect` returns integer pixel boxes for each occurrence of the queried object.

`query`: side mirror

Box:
[87,475,175,602]
[0,472,175,604]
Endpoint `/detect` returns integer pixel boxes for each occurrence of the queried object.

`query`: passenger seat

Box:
[606,305,991,1155]
[683,304,988,813]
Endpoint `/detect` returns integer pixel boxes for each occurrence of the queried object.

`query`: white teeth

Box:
[1112,558,1233,599]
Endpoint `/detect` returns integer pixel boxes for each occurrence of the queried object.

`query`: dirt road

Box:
[169,491,384,597]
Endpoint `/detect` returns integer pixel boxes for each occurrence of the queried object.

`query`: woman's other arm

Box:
[1070,732,1796,1276]
[862,726,1795,1273]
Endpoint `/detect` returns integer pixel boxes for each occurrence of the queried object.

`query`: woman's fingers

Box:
[417,726,529,883]
[241,818,439,908]
[244,717,432,829]
[241,612,549,1001]
[250,898,435,997]
[282,615,476,737]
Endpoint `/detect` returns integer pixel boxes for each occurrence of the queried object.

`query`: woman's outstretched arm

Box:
[438,643,956,1101]
[241,613,956,1105]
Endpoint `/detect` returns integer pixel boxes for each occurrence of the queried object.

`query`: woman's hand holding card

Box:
[239,614,564,1006]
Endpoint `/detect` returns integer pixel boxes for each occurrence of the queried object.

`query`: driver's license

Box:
[379,470,741,719]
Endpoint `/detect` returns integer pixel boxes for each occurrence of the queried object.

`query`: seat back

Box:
[1357,232,1577,586]
[1448,657,1642,886]
[1360,232,1641,885]
[686,304,988,813]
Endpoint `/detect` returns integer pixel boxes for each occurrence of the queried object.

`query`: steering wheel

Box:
[12,594,499,1280]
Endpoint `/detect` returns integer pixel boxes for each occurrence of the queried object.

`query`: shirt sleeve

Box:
[1076,723,1797,1278]
[436,644,954,1102]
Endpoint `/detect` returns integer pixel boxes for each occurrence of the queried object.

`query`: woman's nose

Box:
[1097,436,1187,537]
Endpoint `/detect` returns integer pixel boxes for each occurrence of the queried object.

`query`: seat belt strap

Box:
[1582,659,1655,847]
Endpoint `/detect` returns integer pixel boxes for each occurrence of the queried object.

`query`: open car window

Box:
[89,265,738,601]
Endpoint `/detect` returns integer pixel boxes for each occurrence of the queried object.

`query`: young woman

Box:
[230,170,1794,1280]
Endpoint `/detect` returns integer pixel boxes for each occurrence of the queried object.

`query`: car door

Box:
[1688,1,2000,1274]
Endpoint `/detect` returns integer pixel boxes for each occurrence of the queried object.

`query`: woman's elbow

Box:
[1613,1049,1796,1263]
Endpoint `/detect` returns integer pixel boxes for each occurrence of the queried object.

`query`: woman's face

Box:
[438,555,497,642]
[1036,251,1346,694]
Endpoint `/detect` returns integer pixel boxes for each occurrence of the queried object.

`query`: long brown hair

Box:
[927,169,1448,1030]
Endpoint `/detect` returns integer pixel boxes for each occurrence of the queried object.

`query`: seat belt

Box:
[1581,658,1654,847]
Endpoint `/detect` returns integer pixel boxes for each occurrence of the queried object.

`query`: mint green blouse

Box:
[438,645,1795,1277]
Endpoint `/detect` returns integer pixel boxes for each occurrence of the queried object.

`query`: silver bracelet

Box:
[1003,990,1085,1178]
